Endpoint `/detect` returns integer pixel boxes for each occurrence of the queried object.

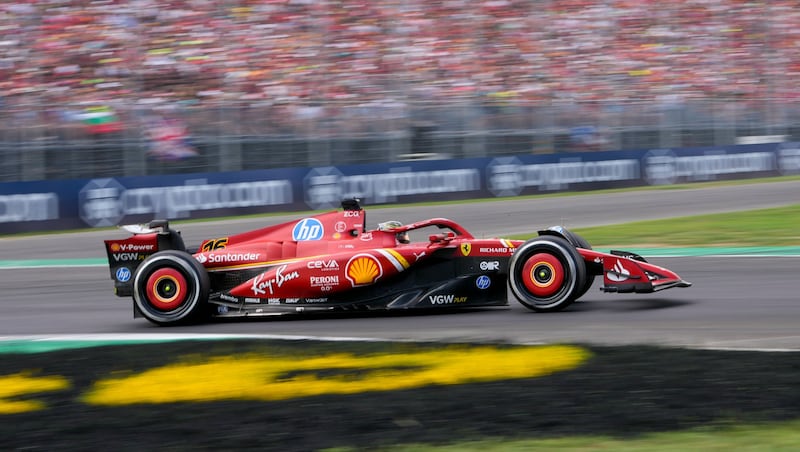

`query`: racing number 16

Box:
[201,238,229,252]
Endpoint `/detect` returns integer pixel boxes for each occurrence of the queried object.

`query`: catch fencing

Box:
[2,100,800,182]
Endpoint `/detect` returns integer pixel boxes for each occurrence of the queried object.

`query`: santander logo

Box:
[195,252,261,264]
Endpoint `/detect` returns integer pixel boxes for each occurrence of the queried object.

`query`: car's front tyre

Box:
[560,229,596,299]
[132,250,210,325]
[508,236,586,312]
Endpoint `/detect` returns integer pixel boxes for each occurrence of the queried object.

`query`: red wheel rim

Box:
[145,268,188,311]
[521,253,565,298]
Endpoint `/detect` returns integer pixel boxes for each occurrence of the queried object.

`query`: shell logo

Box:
[345,254,383,286]
[110,243,121,252]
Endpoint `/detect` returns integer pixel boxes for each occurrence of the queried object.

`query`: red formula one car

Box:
[104,199,691,325]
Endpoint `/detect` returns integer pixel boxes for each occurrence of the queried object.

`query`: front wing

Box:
[580,249,692,293]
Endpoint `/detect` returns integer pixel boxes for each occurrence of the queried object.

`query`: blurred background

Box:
[2,0,799,182]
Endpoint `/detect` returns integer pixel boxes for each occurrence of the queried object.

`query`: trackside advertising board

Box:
[1,144,799,234]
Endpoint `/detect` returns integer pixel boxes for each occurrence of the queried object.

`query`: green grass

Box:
[330,418,800,451]
[508,204,800,247]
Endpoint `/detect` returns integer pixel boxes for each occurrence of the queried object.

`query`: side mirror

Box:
[429,232,456,243]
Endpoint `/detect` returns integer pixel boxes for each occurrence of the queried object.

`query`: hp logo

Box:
[476,275,491,289]
[292,218,324,241]
[115,267,131,282]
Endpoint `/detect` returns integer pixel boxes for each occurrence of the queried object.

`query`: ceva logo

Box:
[292,218,324,241]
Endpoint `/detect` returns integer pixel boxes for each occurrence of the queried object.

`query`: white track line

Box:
[2,333,799,352]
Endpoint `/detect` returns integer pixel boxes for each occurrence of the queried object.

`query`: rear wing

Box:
[103,220,186,297]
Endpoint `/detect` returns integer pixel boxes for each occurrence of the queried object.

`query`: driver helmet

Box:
[377,220,410,244]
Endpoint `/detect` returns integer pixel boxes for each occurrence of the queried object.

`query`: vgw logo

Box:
[292,218,324,241]
[429,295,468,304]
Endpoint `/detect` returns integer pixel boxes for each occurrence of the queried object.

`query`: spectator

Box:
[145,114,198,161]
[0,0,797,128]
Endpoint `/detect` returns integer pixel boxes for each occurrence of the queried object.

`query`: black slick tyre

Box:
[508,236,587,312]
[132,250,210,325]
[561,229,596,299]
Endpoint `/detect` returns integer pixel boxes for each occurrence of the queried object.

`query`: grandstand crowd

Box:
[2,0,798,110]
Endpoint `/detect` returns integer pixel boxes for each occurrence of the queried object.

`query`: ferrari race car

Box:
[104,199,691,325]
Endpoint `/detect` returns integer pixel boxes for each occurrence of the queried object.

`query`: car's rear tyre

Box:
[508,236,587,312]
[133,250,210,325]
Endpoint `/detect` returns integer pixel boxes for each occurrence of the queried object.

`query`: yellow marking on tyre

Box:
[532,262,556,288]
[82,345,590,405]
[154,275,179,304]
